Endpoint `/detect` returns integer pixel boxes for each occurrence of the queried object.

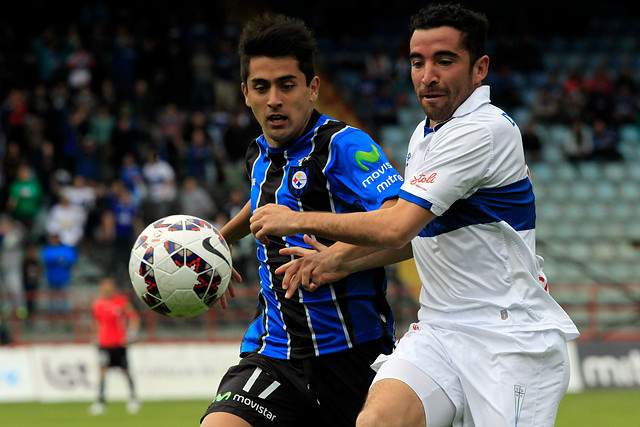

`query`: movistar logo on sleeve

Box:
[354,144,380,172]
[214,391,231,402]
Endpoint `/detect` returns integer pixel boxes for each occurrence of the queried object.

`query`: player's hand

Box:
[277,235,349,299]
[250,204,297,245]
[217,268,240,309]
[217,281,237,309]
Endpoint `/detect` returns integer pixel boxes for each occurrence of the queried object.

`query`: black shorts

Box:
[98,346,129,369]
[201,339,389,427]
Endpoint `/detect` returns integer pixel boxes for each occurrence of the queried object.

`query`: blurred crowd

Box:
[1,3,639,320]
[0,4,263,318]
[325,23,640,166]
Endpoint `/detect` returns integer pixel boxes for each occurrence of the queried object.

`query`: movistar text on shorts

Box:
[233,393,277,421]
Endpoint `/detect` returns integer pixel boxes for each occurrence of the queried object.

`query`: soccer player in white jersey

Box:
[249,4,579,427]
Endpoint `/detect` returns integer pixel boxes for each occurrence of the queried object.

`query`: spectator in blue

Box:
[590,118,623,161]
[41,232,78,312]
[183,127,213,183]
[119,152,146,207]
[102,181,139,284]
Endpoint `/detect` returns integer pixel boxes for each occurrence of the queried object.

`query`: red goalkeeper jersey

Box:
[92,294,135,347]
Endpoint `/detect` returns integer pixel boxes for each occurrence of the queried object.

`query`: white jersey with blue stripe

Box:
[399,86,579,339]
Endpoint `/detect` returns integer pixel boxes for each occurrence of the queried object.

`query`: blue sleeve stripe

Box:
[399,189,434,210]
[418,177,536,237]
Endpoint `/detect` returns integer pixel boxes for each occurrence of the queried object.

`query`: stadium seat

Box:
[606,261,635,283]
[578,221,602,240]
[546,181,572,201]
[567,241,592,260]
[594,182,617,201]
[564,204,586,221]
[585,204,608,221]
[555,161,578,181]
[627,162,640,181]
[617,243,639,261]
[620,124,639,143]
[610,202,634,222]
[619,181,640,201]
[536,202,563,222]
[578,162,601,181]
[597,311,639,330]
[625,222,640,240]
[551,287,591,305]
[602,162,627,182]
[600,222,627,239]
[591,242,617,261]
[529,162,553,184]
[570,181,594,201]
[619,139,639,160]
[596,288,635,304]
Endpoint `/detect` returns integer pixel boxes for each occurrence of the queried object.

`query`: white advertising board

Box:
[0,347,37,401]
[0,342,241,402]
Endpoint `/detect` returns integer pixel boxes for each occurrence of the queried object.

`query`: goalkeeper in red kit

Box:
[90,276,141,415]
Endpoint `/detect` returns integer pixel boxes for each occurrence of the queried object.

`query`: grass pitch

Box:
[0,399,209,427]
[1,389,639,426]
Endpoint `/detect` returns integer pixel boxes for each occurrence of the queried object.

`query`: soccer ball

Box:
[128,214,232,317]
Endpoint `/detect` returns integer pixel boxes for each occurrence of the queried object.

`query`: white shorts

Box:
[371,322,570,427]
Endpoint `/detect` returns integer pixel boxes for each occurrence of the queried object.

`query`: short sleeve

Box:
[400,122,493,216]
[325,127,404,211]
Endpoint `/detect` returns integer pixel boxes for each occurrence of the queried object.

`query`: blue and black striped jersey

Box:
[241,110,405,359]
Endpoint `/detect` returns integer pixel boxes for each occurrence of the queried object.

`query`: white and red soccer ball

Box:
[128,215,232,318]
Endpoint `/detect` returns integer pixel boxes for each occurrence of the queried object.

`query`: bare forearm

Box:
[345,244,414,273]
[251,198,435,249]
[220,201,252,244]
[292,208,412,248]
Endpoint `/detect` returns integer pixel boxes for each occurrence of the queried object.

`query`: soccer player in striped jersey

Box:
[201,13,404,427]
[250,4,580,427]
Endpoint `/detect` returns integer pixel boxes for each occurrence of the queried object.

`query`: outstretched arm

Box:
[216,200,253,308]
[250,198,436,249]
[220,200,252,245]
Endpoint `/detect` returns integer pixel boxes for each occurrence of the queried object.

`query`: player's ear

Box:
[241,83,251,107]
[473,55,489,85]
[309,76,320,103]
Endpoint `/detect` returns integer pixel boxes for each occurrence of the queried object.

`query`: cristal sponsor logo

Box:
[361,161,404,193]
[233,393,277,421]
[354,144,380,172]
[410,172,437,185]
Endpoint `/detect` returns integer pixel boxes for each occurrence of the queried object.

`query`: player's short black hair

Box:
[239,13,317,86]
[410,3,489,67]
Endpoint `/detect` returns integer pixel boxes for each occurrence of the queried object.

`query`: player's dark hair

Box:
[239,13,317,85]
[410,3,489,68]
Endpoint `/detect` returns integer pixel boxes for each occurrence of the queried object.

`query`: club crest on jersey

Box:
[288,165,310,197]
[514,384,526,426]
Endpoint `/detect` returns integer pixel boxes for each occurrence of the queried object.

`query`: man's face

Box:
[409,26,488,126]
[242,56,319,147]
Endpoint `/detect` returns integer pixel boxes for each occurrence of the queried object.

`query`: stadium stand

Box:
[0,2,638,344]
